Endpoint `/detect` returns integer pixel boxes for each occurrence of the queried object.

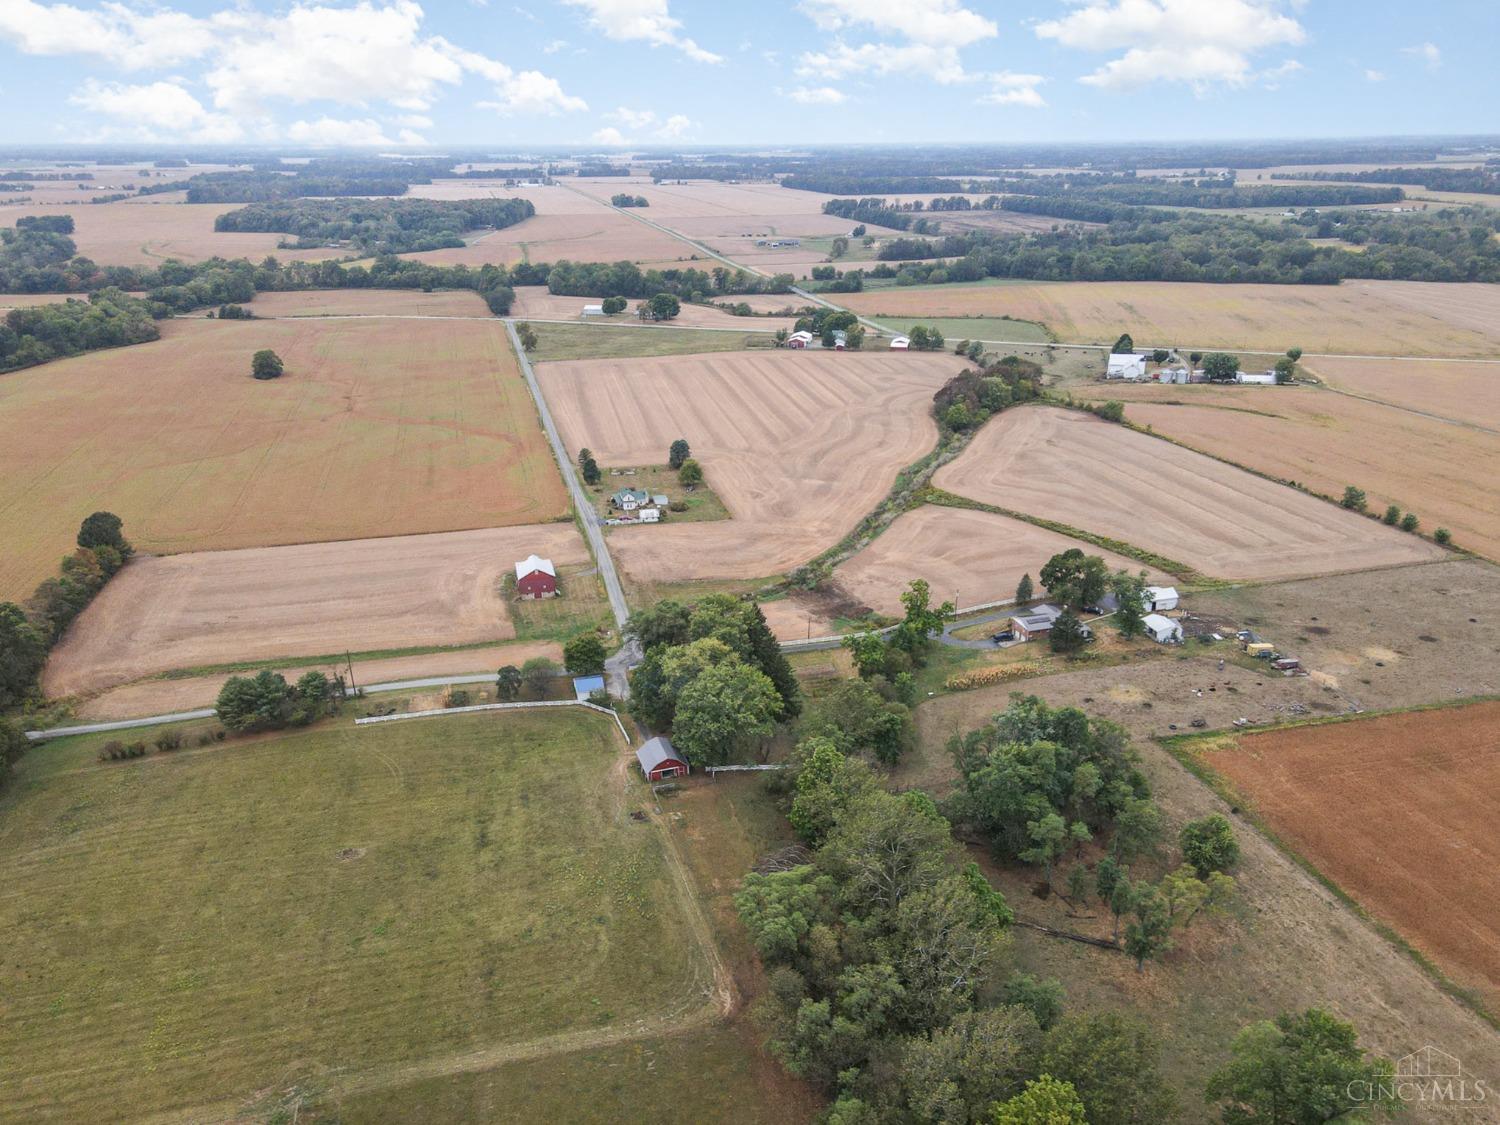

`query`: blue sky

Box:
[0,0,1495,147]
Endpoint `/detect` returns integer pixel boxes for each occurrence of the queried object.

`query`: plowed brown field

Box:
[832,505,1168,616]
[246,288,492,317]
[43,524,589,698]
[539,350,962,582]
[1077,383,1500,562]
[933,406,1442,580]
[1206,702,1500,1012]
[0,316,566,601]
[841,280,1500,356]
[1304,356,1500,428]
[399,212,688,267]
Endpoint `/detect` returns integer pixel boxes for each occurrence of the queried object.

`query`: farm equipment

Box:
[1246,642,1275,659]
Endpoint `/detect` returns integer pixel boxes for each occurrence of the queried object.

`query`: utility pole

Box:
[345,650,357,697]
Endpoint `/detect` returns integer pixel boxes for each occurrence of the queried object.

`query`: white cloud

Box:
[563,0,721,63]
[0,0,219,69]
[796,0,996,84]
[1364,68,1385,82]
[592,125,629,145]
[286,116,397,146]
[592,107,694,142]
[979,71,1046,108]
[1260,58,1302,88]
[1035,0,1305,92]
[542,38,568,53]
[69,77,245,141]
[784,85,847,105]
[1402,41,1442,68]
[5,0,586,127]
[657,113,691,138]
[607,106,659,129]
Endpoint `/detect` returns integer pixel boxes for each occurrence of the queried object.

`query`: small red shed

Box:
[515,554,557,599]
[636,736,689,781]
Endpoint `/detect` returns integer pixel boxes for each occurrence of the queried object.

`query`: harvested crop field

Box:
[509,287,797,332]
[43,524,589,698]
[69,639,566,721]
[1078,384,1500,562]
[1,200,340,266]
[399,211,690,267]
[0,317,566,601]
[246,288,491,318]
[1304,355,1500,428]
[0,709,708,1122]
[840,279,1500,357]
[539,350,962,584]
[1201,702,1500,1013]
[0,292,79,309]
[832,505,1167,616]
[934,406,1442,580]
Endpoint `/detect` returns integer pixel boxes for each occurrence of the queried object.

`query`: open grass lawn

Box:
[587,463,732,525]
[504,562,616,643]
[0,315,567,601]
[866,314,1053,344]
[525,322,774,362]
[0,711,707,1122]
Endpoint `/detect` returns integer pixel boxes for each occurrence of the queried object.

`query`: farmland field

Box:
[1197,702,1500,1013]
[840,279,1500,356]
[43,524,591,698]
[399,211,691,267]
[934,406,1443,580]
[1304,355,1500,427]
[509,286,797,331]
[0,709,710,1122]
[864,314,1052,344]
[1075,382,1500,562]
[246,288,492,318]
[831,505,1167,617]
[525,321,769,361]
[0,316,567,601]
[1,199,341,266]
[539,350,961,585]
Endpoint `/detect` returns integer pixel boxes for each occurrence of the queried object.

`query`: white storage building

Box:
[1143,614,1183,644]
[1106,353,1146,380]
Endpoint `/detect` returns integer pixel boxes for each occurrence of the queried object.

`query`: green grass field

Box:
[526,322,772,362]
[504,562,617,643]
[0,711,707,1121]
[867,314,1053,344]
[586,464,732,526]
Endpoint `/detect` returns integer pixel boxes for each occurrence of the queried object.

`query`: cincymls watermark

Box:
[1347,1046,1490,1109]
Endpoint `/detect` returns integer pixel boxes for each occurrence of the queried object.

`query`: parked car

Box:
[991,629,1015,643]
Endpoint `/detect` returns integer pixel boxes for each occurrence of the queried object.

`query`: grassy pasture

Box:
[0,710,707,1122]
[0,315,567,601]
[524,322,771,361]
[865,314,1052,344]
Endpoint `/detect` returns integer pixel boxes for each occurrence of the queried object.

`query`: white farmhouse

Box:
[1106,353,1146,381]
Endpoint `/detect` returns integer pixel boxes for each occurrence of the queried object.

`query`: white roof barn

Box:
[1106,353,1146,380]
[889,335,911,350]
[1143,614,1183,644]
[1145,585,1179,612]
[514,554,556,581]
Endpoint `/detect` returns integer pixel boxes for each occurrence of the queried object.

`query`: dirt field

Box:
[539,349,962,583]
[43,524,590,698]
[934,406,1443,580]
[1206,702,1500,1013]
[831,505,1167,616]
[840,279,1500,356]
[0,316,567,601]
[1077,384,1500,562]
[0,292,79,310]
[509,287,797,332]
[1,200,340,266]
[68,640,565,721]
[246,288,492,318]
[1304,355,1500,428]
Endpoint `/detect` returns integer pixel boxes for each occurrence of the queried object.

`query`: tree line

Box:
[212,197,534,256]
[0,513,132,711]
[0,290,160,373]
[180,157,456,203]
[869,206,1500,285]
[1273,166,1500,194]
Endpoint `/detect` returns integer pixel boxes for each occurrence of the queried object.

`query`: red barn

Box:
[636,736,689,781]
[515,554,557,599]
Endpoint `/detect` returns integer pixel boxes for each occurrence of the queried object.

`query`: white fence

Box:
[706,764,788,777]
[354,699,631,744]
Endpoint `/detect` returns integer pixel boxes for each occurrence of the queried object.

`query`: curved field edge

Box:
[1159,702,1500,1030]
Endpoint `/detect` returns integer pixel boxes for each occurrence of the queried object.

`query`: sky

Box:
[0,0,1495,149]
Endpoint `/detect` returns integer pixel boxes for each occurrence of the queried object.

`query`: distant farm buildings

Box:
[636,736,690,781]
[1011,604,1064,643]
[1106,353,1146,380]
[580,303,606,318]
[515,554,557,599]
[754,237,801,248]
[889,335,911,350]
[1143,613,1183,644]
[831,329,848,351]
[786,330,813,349]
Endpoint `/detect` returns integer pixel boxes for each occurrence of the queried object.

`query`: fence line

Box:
[354,699,631,744]
[706,764,788,777]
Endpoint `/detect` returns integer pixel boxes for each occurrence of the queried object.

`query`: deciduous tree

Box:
[563,632,606,675]
[250,348,284,380]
